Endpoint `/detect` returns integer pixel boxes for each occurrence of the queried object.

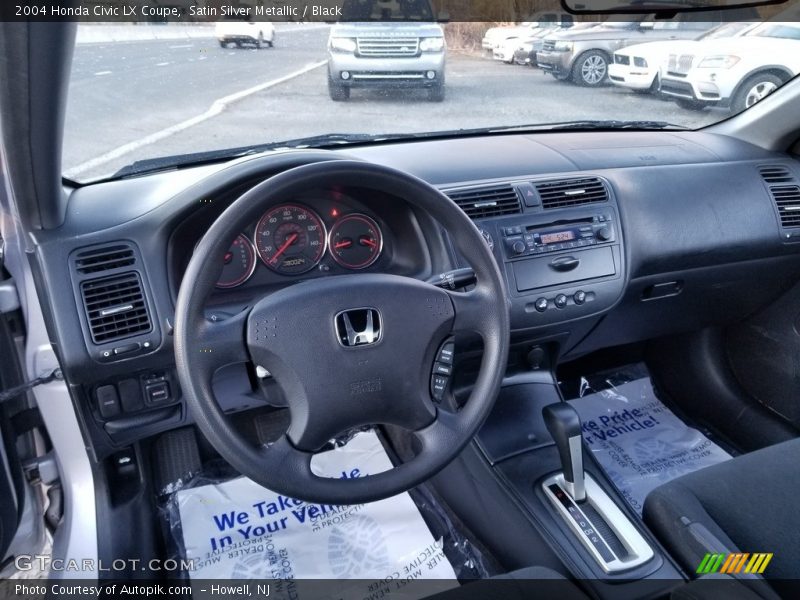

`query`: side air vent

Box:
[759,165,794,184]
[771,186,800,228]
[537,177,609,209]
[759,165,800,230]
[445,184,522,219]
[74,244,135,274]
[80,272,152,344]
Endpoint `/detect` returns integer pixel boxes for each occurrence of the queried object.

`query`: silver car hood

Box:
[330,22,444,37]
[546,25,641,42]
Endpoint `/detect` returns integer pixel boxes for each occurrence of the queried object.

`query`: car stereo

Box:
[501,214,615,259]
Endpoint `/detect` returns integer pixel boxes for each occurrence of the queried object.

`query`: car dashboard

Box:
[31,130,800,458]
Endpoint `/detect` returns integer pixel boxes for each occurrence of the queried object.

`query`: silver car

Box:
[327,0,447,102]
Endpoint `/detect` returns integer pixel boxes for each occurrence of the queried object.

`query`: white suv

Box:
[608,22,755,93]
[660,22,800,112]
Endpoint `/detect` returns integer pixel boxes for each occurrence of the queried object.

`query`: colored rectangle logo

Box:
[696,552,773,575]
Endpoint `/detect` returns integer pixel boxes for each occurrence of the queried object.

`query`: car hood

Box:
[685,35,800,56]
[331,22,444,37]
[616,39,700,58]
[547,25,640,42]
[485,26,530,39]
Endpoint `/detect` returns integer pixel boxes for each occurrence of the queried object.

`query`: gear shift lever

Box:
[543,402,586,502]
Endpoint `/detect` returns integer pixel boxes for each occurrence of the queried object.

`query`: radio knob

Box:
[596,226,612,242]
[511,240,527,255]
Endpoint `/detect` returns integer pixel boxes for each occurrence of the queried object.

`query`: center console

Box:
[445,175,626,332]
[497,209,624,328]
[443,372,685,599]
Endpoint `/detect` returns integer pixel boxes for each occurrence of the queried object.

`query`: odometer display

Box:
[255,204,327,275]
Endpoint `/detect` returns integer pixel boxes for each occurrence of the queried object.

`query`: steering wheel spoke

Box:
[193,309,251,372]
[414,407,461,454]
[446,285,493,335]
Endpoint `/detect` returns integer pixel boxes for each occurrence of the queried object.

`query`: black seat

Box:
[643,437,800,585]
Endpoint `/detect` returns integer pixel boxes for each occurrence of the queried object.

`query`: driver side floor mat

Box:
[561,365,731,515]
[156,430,491,597]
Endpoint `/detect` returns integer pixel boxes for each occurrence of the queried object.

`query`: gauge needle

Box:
[270,233,298,264]
[334,240,353,250]
[223,251,233,264]
[360,237,377,248]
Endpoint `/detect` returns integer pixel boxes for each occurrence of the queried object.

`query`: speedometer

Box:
[254,204,327,275]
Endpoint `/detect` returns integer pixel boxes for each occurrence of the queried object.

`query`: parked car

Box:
[327,0,447,102]
[215,17,275,49]
[493,26,551,64]
[660,21,800,112]
[608,22,756,93]
[514,23,600,68]
[536,9,757,86]
[481,12,574,53]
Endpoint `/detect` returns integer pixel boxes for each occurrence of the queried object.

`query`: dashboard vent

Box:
[759,165,794,185]
[770,186,800,228]
[75,244,135,274]
[445,184,522,220]
[759,165,800,229]
[80,272,151,344]
[536,177,608,209]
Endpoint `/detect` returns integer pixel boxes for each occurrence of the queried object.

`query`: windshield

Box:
[342,0,433,21]
[746,22,800,39]
[63,10,800,182]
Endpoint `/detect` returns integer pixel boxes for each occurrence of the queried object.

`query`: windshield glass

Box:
[746,22,800,38]
[342,0,433,21]
[62,7,800,182]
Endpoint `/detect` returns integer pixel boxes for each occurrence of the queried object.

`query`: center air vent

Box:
[75,243,135,274]
[80,272,152,344]
[445,184,522,219]
[536,177,608,209]
[759,165,800,229]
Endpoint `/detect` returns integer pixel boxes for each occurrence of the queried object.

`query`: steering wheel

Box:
[174,160,509,504]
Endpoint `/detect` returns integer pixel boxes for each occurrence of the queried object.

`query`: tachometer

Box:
[216,234,256,289]
[255,204,327,275]
[328,214,383,270]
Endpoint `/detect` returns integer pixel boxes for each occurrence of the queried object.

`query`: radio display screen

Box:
[540,230,576,244]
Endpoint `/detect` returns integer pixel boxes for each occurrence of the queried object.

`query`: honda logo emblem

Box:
[335,308,382,347]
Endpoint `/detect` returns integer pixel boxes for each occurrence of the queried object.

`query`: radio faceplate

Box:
[502,214,615,259]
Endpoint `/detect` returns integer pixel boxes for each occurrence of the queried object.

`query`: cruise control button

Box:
[430,374,449,401]
[437,342,455,365]
[433,362,453,377]
[554,294,568,309]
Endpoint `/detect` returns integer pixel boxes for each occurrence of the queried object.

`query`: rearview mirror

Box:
[561,0,789,14]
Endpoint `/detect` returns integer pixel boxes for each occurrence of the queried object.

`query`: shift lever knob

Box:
[543,402,586,502]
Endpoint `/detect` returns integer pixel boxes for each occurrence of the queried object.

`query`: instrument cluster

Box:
[215,202,385,289]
